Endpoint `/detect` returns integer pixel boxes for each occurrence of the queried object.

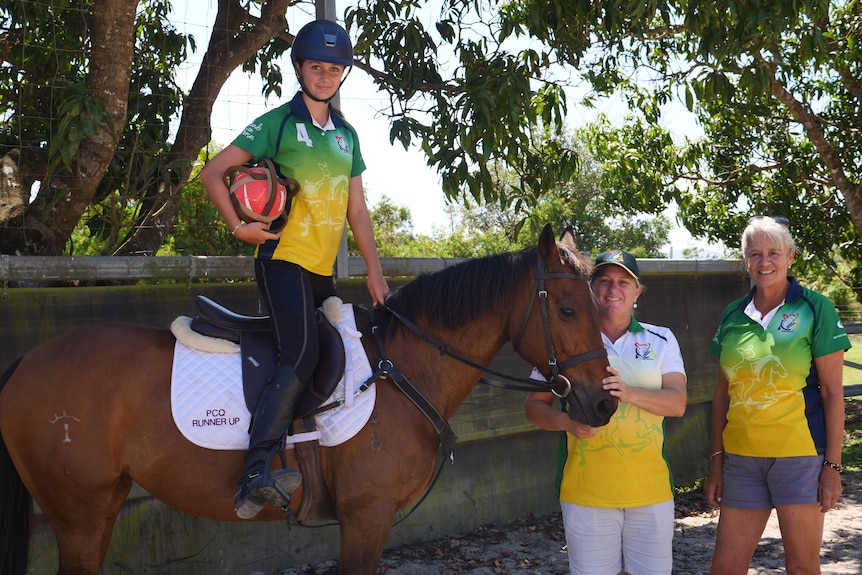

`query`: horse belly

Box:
[322,383,442,514]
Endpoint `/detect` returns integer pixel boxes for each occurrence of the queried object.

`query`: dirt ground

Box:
[271,403,862,575]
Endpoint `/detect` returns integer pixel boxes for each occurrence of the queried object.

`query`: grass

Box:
[844,398,862,473]
[844,335,862,472]
[844,333,862,386]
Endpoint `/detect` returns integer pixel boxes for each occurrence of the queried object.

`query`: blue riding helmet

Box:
[291,19,354,66]
[291,20,353,103]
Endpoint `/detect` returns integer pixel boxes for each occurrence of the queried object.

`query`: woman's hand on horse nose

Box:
[602,375,628,400]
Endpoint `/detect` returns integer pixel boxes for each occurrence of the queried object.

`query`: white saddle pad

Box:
[170,303,375,450]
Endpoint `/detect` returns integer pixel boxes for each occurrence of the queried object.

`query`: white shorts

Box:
[561,499,674,575]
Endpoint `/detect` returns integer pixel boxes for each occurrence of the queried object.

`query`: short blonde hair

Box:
[742,216,796,258]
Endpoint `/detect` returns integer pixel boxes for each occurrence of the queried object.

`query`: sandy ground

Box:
[672,472,862,575]
[271,402,862,574]
[269,472,862,574]
[265,469,861,575]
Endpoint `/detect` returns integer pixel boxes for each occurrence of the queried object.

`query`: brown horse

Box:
[0,225,617,575]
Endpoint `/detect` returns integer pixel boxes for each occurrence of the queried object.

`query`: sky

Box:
[170,1,722,257]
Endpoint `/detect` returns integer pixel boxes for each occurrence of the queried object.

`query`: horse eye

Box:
[559,306,577,320]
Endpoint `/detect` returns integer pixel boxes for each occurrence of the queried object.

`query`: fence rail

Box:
[0,255,746,284]
[836,305,862,323]
[0,255,469,284]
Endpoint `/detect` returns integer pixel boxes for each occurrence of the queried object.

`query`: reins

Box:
[331,253,608,530]
[380,256,608,397]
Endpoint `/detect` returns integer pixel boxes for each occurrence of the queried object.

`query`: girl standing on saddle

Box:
[201,19,390,520]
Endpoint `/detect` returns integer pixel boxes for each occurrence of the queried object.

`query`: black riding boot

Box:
[234,364,304,519]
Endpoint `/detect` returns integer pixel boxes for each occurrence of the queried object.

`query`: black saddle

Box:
[189,295,346,419]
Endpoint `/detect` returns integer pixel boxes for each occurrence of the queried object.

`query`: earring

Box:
[633,302,638,309]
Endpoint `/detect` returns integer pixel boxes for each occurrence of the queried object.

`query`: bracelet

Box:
[823,459,843,473]
[710,450,724,459]
[232,222,242,236]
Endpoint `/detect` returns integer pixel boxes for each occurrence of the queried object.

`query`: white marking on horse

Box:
[49,411,81,443]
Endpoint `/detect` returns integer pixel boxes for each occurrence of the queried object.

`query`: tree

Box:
[161,149,251,257]
[1,0,292,256]
[4,0,858,286]
[348,194,415,257]
[1,0,143,255]
[357,130,672,260]
[0,0,583,257]
[504,0,862,295]
[481,129,672,257]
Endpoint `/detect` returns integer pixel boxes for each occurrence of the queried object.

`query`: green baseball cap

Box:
[593,250,641,281]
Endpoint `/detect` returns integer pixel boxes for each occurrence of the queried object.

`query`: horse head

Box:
[513,224,618,427]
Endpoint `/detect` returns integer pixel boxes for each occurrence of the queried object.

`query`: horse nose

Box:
[596,397,618,424]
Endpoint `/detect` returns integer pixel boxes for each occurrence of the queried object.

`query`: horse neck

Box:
[385,313,512,420]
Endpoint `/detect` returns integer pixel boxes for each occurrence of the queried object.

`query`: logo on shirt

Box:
[777,313,799,332]
[634,342,656,360]
[240,122,264,141]
[335,135,349,154]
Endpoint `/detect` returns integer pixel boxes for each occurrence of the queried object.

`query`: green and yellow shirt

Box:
[232,92,366,276]
[710,277,850,458]
[558,317,686,508]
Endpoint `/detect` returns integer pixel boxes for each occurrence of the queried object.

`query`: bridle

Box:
[357,252,608,524]
[511,254,608,399]
[374,253,608,401]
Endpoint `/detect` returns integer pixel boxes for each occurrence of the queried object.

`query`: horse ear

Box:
[558,226,578,250]
[538,223,556,258]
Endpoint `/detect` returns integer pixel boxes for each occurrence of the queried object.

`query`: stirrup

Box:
[249,448,302,508]
[250,467,302,508]
[234,476,266,520]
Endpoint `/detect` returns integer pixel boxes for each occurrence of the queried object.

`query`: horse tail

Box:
[0,357,32,575]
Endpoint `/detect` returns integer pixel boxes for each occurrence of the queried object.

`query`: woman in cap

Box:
[525,250,687,575]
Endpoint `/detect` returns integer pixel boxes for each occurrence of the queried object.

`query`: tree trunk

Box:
[113,0,293,256]
[22,0,137,255]
[0,150,26,223]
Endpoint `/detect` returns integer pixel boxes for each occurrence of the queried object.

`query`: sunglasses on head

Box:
[747,216,789,226]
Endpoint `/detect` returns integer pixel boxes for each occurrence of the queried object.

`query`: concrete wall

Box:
[0,259,749,574]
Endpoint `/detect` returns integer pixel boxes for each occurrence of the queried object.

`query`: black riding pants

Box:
[254,258,336,384]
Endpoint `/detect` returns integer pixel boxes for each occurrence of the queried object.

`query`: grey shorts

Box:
[722,453,822,509]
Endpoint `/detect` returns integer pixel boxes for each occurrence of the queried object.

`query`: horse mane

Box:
[384,243,592,332]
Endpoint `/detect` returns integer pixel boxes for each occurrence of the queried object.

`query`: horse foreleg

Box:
[337,503,398,575]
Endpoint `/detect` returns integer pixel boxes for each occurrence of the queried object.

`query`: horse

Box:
[0,224,617,575]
